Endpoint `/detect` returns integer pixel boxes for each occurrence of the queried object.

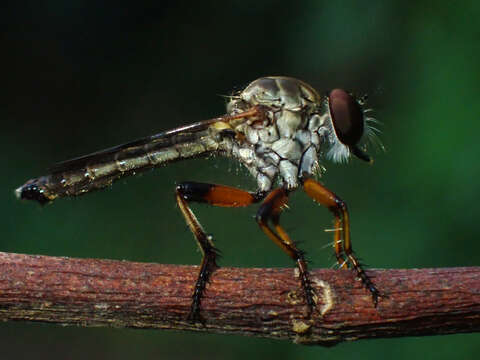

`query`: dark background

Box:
[2,1,479,359]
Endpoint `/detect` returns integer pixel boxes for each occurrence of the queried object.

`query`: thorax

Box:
[222,77,330,192]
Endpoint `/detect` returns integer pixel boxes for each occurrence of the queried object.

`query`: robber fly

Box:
[16,76,382,321]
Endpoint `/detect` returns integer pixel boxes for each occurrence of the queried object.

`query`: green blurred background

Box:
[2,1,479,359]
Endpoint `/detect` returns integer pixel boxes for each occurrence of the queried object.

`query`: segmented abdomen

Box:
[16,130,219,204]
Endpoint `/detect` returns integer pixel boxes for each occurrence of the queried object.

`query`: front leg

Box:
[302,177,381,305]
[175,182,263,322]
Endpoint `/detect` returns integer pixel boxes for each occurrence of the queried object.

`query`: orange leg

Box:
[175,182,263,322]
[302,177,381,305]
[256,188,315,313]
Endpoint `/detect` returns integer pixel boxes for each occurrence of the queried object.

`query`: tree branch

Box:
[0,251,478,346]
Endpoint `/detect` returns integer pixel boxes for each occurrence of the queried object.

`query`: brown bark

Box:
[0,251,478,346]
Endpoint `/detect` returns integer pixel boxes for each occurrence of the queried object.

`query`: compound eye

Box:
[328,89,364,146]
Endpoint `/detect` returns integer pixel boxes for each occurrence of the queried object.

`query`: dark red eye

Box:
[328,89,364,146]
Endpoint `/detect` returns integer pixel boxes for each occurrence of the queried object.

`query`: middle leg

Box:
[256,188,316,314]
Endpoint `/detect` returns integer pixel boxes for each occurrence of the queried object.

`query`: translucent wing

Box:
[49,118,221,174]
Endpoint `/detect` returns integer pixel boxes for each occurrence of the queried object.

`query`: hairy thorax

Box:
[220,76,331,192]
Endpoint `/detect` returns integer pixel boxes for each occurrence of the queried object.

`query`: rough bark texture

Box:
[0,251,478,346]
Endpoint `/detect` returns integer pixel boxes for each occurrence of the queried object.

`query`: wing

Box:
[48,118,221,174]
